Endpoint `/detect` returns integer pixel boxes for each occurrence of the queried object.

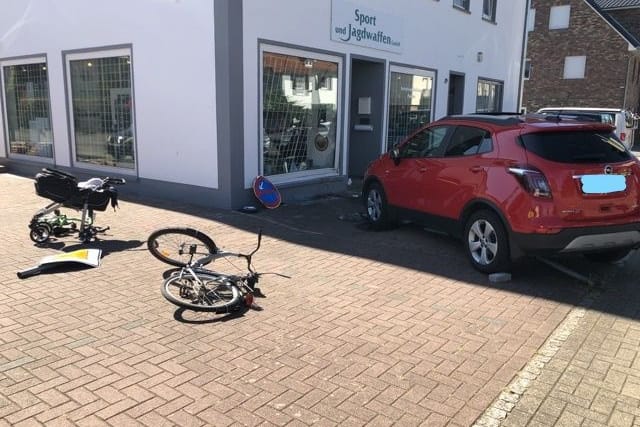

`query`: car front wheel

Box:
[365,182,394,230]
[464,210,511,274]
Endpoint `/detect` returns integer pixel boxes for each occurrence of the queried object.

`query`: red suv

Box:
[362,114,640,273]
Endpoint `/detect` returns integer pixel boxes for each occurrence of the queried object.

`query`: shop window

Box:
[476,79,503,113]
[1,58,53,159]
[66,48,135,169]
[482,0,497,22]
[387,68,435,151]
[549,5,570,30]
[563,56,586,79]
[261,48,340,177]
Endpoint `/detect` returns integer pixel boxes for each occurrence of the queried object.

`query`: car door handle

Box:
[469,166,484,173]
[419,167,428,173]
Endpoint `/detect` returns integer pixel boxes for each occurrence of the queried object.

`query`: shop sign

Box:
[331,0,402,53]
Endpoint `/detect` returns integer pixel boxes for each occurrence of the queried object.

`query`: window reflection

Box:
[476,79,503,113]
[3,62,53,158]
[69,55,134,169]
[262,52,338,176]
[387,71,433,151]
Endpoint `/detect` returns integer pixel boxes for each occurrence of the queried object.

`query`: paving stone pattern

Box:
[0,172,637,426]
[500,260,640,427]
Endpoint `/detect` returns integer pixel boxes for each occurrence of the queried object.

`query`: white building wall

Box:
[0,0,218,188]
[243,0,528,187]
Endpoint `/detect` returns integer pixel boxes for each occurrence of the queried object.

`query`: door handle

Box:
[419,167,428,173]
[469,166,483,173]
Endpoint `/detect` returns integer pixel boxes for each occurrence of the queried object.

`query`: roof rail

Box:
[534,112,603,123]
[472,112,523,116]
[442,114,524,125]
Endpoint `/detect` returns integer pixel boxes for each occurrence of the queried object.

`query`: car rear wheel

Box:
[583,248,632,263]
[464,210,511,274]
[365,182,394,230]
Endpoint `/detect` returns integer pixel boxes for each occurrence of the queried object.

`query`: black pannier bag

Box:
[34,168,117,212]
[67,187,117,212]
[34,169,78,203]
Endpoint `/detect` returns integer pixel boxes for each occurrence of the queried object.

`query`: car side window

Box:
[399,126,450,158]
[444,126,493,157]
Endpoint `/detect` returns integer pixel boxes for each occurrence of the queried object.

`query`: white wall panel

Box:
[0,0,218,188]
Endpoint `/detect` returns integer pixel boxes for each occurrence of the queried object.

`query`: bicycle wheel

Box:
[161,271,241,312]
[147,228,217,267]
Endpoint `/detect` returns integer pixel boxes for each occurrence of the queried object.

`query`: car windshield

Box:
[520,130,631,163]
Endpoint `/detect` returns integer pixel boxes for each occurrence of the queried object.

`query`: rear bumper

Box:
[512,222,640,255]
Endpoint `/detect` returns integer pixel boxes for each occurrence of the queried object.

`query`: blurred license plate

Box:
[579,174,626,194]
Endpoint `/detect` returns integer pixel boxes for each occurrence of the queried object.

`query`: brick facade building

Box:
[523,0,640,143]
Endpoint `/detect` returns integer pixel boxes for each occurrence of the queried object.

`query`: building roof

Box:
[585,0,640,47]
[593,0,640,9]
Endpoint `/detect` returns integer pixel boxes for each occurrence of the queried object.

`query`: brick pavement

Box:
[497,258,640,427]
[0,171,637,426]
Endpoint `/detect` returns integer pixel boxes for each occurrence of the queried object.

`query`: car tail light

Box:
[508,166,552,198]
[621,132,626,142]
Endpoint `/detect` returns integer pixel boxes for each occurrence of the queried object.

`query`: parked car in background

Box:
[363,113,640,273]
[106,125,134,163]
[537,107,638,149]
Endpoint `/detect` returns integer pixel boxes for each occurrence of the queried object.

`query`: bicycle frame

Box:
[175,230,263,307]
[150,227,288,312]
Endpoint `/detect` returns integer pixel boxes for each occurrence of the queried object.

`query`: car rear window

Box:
[520,131,631,163]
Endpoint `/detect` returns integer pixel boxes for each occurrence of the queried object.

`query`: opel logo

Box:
[604,165,613,174]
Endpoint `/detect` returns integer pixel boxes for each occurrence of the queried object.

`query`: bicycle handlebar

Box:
[205,228,262,273]
[105,177,126,185]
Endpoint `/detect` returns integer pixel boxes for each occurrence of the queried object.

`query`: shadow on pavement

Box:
[125,187,640,319]
[36,238,145,256]
[10,169,639,320]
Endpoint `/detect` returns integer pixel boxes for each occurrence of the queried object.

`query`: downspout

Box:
[623,55,629,108]
[517,0,531,113]
[622,46,635,109]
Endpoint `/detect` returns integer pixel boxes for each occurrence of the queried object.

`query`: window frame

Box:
[475,78,504,113]
[482,0,497,23]
[453,0,470,12]
[443,125,493,157]
[527,8,536,31]
[563,55,586,79]
[386,64,436,152]
[523,59,532,80]
[259,44,343,184]
[399,125,451,159]
[64,46,136,175]
[1,55,54,163]
[549,5,571,30]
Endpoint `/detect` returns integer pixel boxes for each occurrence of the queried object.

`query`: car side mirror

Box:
[390,147,401,165]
